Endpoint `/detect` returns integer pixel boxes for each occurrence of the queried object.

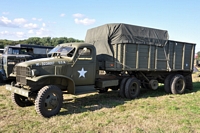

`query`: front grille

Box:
[16,66,31,85]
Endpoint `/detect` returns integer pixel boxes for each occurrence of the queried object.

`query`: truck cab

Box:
[47,43,97,86]
[6,43,98,117]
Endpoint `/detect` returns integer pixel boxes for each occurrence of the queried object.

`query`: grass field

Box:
[0,73,200,133]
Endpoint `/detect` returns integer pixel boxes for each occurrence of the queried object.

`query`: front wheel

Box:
[164,74,174,94]
[11,93,33,107]
[35,85,63,118]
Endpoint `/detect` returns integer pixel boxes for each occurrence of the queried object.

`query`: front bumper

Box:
[6,84,30,97]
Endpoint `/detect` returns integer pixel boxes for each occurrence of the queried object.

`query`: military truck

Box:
[0,44,53,82]
[6,23,195,118]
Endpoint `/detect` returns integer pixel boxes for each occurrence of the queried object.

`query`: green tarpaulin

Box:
[85,23,169,62]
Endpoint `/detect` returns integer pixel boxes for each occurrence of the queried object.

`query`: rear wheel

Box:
[124,78,140,99]
[118,78,128,98]
[35,85,63,118]
[164,74,174,93]
[11,93,33,107]
[170,74,186,94]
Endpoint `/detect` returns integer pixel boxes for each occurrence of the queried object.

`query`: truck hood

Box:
[15,57,71,67]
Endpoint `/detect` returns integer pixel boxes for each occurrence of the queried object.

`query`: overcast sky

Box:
[0,0,200,52]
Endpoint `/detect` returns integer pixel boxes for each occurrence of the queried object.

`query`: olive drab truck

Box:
[5,23,196,118]
[0,44,53,82]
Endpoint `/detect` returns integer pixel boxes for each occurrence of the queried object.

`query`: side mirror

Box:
[83,47,87,52]
[78,47,88,55]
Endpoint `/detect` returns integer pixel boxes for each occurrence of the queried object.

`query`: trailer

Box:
[5,23,196,117]
[85,23,195,93]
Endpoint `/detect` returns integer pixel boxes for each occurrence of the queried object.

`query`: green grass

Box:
[0,74,200,133]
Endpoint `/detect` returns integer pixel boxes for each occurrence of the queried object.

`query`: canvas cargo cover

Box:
[85,23,169,61]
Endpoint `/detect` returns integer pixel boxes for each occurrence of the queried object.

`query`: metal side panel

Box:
[109,41,195,72]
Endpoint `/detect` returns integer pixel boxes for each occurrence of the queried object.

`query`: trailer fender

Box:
[31,75,75,94]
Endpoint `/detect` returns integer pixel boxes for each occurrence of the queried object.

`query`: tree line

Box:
[0,37,84,48]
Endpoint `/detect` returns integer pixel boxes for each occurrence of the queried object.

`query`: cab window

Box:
[12,49,20,54]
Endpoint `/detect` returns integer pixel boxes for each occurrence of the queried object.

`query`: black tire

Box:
[170,74,186,94]
[124,78,140,99]
[11,92,33,107]
[35,85,63,118]
[164,74,174,94]
[185,74,193,90]
[118,78,128,98]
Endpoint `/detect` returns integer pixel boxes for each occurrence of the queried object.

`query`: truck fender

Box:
[32,75,75,94]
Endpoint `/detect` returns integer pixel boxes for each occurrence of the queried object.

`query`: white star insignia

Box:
[78,67,87,78]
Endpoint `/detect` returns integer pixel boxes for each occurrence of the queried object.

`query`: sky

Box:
[0,0,200,52]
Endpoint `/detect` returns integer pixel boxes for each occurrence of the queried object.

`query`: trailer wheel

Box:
[124,78,140,99]
[11,92,33,107]
[118,78,129,98]
[170,74,186,94]
[35,85,63,118]
[185,74,193,90]
[164,74,174,93]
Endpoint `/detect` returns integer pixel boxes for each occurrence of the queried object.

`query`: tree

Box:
[40,37,51,46]
[0,37,83,47]
[27,37,41,45]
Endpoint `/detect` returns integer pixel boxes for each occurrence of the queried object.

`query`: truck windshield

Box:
[48,46,75,57]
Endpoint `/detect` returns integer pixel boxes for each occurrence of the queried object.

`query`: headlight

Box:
[7,62,16,65]
[31,69,39,77]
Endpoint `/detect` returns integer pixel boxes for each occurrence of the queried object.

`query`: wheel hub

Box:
[176,80,183,91]
[45,94,58,110]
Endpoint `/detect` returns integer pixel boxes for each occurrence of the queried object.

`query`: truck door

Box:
[72,47,96,85]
